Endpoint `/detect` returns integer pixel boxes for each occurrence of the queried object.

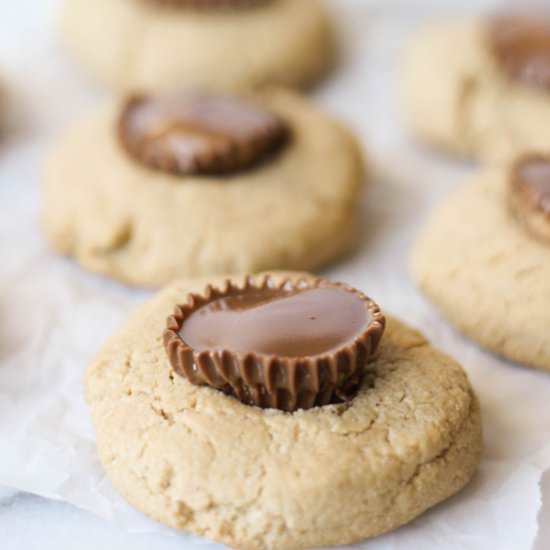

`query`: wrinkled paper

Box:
[1,0,549,548]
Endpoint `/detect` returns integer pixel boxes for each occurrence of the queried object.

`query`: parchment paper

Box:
[1,1,549,548]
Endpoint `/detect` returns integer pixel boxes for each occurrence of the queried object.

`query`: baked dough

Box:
[401,19,550,163]
[411,168,550,371]
[59,0,334,92]
[43,89,363,287]
[86,271,482,550]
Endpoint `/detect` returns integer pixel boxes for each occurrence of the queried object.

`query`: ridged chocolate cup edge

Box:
[163,275,386,413]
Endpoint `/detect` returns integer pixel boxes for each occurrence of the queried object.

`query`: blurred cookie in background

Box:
[401,14,550,163]
[59,0,335,93]
[411,153,550,372]
[42,88,364,288]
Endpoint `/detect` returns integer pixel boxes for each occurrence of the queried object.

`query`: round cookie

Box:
[42,89,363,287]
[59,0,334,93]
[410,168,550,372]
[400,18,550,163]
[85,271,482,550]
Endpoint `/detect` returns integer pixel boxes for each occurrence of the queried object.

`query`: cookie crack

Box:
[342,391,478,541]
[149,403,174,424]
[388,390,475,500]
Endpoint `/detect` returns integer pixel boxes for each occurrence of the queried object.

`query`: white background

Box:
[1,1,549,549]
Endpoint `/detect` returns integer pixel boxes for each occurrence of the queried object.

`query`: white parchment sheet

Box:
[1,1,549,548]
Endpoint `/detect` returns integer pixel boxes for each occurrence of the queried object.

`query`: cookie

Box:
[410,162,550,371]
[59,0,334,93]
[43,88,363,288]
[85,271,482,550]
[401,15,550,163]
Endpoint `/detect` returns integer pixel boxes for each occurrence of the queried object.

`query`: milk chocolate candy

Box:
[509,154,550,243]
[164,276,386,412]
[487,15,550,91]
[118,92,288,176]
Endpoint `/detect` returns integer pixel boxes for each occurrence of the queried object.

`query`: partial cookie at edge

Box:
[411,169,550,371]
[400,19,550,163]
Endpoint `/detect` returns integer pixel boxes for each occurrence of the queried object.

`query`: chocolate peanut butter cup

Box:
[118,92,289,176]
[509,154,550,243]
[487,15,550,91]
[164,276,385,412]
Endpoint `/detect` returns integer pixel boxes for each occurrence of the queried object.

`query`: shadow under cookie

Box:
[85,271,481,550]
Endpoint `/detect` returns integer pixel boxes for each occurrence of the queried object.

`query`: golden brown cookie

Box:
[401,16,550,162]
[43,89,363,288]
[86,271,482,550]
[60,0,334,92]
[411,163,550,371]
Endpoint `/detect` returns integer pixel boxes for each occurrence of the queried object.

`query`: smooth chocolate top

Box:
[488,15,550,91]
[512,156,550,215]
[179,287,371,358]
[118,93,288,176]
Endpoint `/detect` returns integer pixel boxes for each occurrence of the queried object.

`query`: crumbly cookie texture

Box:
[86,271,482,550]
[400,20,550,163]
[59,0,334,92]
[411,169,550,372]
[43,89,363,288]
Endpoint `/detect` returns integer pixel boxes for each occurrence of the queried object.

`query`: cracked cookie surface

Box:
[85,271,482,550]
[411,169,550,371]
[59,0,334,92]
[42,89,362,288]
[401,20,550,163]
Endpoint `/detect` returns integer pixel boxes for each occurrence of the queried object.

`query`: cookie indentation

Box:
[118,92,289,176]
[509,154,550,243]
[487,15,550,91]
[163,276,385,412]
